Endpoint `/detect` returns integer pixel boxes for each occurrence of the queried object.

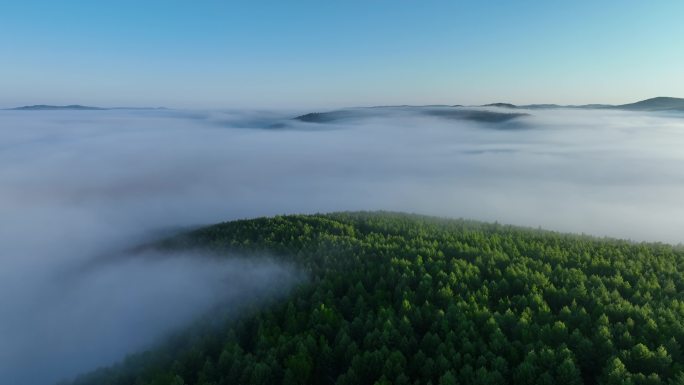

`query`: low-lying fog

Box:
[1,106,684,384]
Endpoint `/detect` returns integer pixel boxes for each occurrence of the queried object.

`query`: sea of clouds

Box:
[1,106,684,384]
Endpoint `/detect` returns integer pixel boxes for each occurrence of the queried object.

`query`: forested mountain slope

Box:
[69,212,684,385]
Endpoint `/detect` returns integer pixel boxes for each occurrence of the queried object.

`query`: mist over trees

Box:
[2,106,684,384]
[68,212,684,385]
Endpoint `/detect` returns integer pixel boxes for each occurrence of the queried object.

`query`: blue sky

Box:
[2,0,683,108]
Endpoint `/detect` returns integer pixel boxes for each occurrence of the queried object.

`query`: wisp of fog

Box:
[1,251,298,385]
[1,106,684,384]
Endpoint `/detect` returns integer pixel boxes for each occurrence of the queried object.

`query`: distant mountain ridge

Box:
[10,104,106,111]
[483,103,518,109]
[614,97,684,111]
[293,106,529,126]
[8,104,167,111]
[478,97,684,111]
[7,97,683,114]
[292,97,683,127]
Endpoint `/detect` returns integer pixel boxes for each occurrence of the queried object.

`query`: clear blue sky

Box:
[2,0,683,108]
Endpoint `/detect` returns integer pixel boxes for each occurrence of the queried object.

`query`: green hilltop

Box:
[68,212,684,385]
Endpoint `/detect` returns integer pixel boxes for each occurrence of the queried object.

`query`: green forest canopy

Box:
[68,212,684,385]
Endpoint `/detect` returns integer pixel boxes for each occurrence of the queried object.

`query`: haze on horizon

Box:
[2,0,684,109]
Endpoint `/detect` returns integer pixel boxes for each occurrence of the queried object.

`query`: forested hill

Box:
[68,212,684,385]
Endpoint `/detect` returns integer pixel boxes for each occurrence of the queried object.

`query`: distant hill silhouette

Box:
[479,97,684,112]
[295,110,365,123]
[614,97,684,111]
[422,109,528,123]
[9,98,683,114]
[8,105,168,111]
[11,104,106,111]
[483,103,517,109]
[294,106,528,125]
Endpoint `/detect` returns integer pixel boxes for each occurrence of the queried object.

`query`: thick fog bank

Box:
[1,106,684,384]
[0,250,299,385]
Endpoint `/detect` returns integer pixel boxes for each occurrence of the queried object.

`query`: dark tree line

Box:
[67,212,684,385]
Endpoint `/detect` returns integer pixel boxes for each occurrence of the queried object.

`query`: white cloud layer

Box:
[1,106,684,384]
